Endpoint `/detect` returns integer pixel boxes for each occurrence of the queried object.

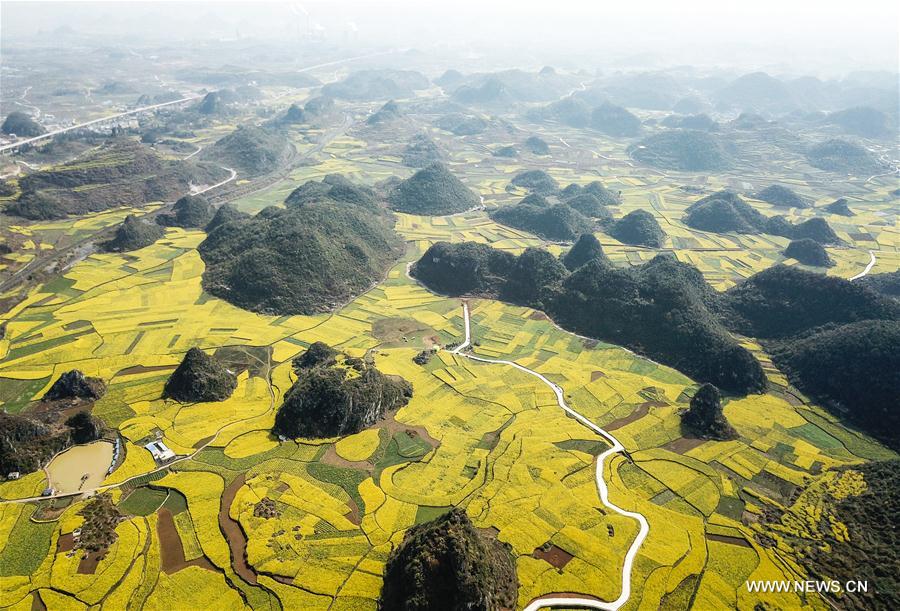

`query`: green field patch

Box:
[161,488,188,515]
[749,469,799,501]
[414,505,453,525]
[476,416,515,451]
[0,505,55,577]
[660,574,699,610]
[5,330,91,361]
[553,439,608,456]
[372,316,436,347]
[394,431,433,458]
[192,444,297,473]
[39,275,81,298]
[306,462,368,515]
[61,319,92,331]
[0,375,51,413]
[119,486,168,516]
[715,496,745,521]
[373,435,429,479]
[120,468,170,492]
[787,422,842,450]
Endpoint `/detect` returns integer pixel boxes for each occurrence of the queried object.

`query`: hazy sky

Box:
[2,1,898,75]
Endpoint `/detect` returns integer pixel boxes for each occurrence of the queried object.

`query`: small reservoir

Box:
[45,441,114,494]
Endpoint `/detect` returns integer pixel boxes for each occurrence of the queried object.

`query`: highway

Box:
[0,94,202,153]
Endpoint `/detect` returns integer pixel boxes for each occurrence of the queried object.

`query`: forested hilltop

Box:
[199,176,403,315]
[413,242,900,440]
[412,242,765,394]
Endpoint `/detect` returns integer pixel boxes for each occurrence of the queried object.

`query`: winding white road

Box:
[451,303,649,611]
[183,143,203,160]
[849,250,877,281]
[192,166,237,195]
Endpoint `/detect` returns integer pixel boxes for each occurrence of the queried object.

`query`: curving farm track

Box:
[451,302,649,611]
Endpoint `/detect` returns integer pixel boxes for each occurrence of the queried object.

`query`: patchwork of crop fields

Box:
[1,89,898,611]
[1,207,895,609]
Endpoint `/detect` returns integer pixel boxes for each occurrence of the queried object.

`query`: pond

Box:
[45,441,114,494]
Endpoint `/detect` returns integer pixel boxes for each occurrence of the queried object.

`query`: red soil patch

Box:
[56,533,75,553]
[706,532,752,548]
[526,592,605,606]
[529,311,549,321]
[345,497,361,526]
[219,473,258,584]
[604,403,650,431]
[157,507,216,574]
[115,364,176,376]
[532,543,575,569]
[192,435,215,450]
[322,444,372,472]
[77,551,102,574]
[663,437,707,454]
[30,591,46,611]
[423,335,441,349]
[380,411,439,449]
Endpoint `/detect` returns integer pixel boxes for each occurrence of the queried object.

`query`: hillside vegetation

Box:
[199,199,403,315]
[769,321,900,450]
[788,460,900,610]
[858,271,900,299]
[164,347,237,403]
[0,413,89,474]
[367,100,403,125]
[684,190,842,243]
[205,125,289,176]
[826,106,894,138]
[561,181,621,205]
[824,197,854,216]
[273,347,412,439]
[490,201,593,241]
[6,139,226,220]
[722,265,899,338]
[754,184,810,208]
[608,209,666,247]
[156,194,214,228]
[433,113,488,135]
[205,204,249,233]
[661,114,719,131]
[681,384,737,440]
[806,139,883,174]
[103,214,165,252]
[413,244,765,394]
[2,111,45,137]
[524,135,550,155]
[402,134,444,168]
[628,130,731,171]
[562,233,607,270]
[322,69,429,101]
[285,174,378,210]
[783,239,834,267]
[509,169,558,196]
[379,508,518,611]
[590,102,641,137]
[389,162,479,215]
